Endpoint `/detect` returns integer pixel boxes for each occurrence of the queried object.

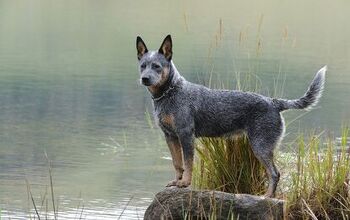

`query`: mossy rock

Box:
[144,187,284,220]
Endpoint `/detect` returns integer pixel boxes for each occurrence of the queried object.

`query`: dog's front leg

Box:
[176,129,194,188]
[165,134,184,187]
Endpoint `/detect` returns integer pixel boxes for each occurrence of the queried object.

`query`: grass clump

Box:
[287,128,350,219]
[192,128,350,219]
[193,135,267,195]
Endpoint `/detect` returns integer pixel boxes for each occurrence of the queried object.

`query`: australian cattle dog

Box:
[136,35,326,197]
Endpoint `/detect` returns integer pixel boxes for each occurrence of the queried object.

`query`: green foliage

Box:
[287,128,350,219]
[193,135,267,195]
[192,128,350,220]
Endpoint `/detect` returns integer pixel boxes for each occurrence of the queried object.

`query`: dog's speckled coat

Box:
[136,35,326,197]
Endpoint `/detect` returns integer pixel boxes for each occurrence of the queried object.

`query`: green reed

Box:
[192,128,350,219]
[193,135,266,195]
[286,128,350,219]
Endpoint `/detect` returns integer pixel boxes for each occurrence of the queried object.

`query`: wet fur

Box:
[136,35,326,197]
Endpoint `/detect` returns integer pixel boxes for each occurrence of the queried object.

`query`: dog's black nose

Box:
[142,77,151,85]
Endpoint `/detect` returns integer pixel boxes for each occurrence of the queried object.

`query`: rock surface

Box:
[144,187,284,220]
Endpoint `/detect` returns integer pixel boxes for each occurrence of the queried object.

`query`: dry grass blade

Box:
[44,151,57,220]
[25,178,41,220]
[302,199,318,220]
[118,196,134,220]
[79,204,85,220]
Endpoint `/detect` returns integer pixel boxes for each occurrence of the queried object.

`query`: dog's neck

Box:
[149,61,183,101]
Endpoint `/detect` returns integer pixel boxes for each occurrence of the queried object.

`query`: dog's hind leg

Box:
[165,134,184,187]
[248,123,282,197]
[252,148,280,198]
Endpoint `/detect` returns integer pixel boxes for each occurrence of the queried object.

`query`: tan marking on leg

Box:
[177,155,193,187]
[161,114,175,128]
[165,136,183,187]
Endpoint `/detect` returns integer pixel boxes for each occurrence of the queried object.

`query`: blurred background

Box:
[0,0,349,219]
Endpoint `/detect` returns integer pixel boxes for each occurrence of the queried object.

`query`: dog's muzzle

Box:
[141,77,152,86]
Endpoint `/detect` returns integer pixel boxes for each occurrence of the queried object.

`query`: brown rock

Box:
[144,187,284,220]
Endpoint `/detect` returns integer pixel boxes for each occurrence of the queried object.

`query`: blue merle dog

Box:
[136,35,326,197]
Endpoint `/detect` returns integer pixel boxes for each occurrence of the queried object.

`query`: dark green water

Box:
[0,0,349,219]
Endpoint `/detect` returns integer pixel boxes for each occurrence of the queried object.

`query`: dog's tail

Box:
[274,66,327,112]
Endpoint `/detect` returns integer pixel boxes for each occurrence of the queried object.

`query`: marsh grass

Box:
[192,128,350,219]
[25,153,85,220]
[193,135,267,195]
[25,154,58,220]
[286,128,350,219]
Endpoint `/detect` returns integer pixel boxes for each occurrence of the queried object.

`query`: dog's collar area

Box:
[151,86,175,101]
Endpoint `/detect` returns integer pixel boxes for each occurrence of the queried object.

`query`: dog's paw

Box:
[166,179,178,187]
[176,179,191,188]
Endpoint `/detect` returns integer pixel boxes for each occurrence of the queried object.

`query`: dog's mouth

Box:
[140,80,153,86]
[142,81,152,86]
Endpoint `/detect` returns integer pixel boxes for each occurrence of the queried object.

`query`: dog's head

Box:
[136,35,173,88]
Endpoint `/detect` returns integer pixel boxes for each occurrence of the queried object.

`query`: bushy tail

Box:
[275,66,327,112]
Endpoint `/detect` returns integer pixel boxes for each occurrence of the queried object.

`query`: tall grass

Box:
[25,154,58,220]
[286,128,350,219]
[193,135,266,195]
[25,153,85,220]
[192,128,350,219]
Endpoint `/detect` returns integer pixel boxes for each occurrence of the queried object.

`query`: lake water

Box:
[0,0,349,219]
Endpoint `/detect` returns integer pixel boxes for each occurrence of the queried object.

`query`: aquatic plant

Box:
[286,128,350,219]
[192,128,350,219]
[192,135,266,195]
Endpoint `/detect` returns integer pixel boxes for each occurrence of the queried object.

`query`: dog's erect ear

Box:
[136,36,148,60]
[158,35,172,61]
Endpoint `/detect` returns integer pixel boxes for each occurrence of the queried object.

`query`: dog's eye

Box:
[140,63,146,69]
[152,63,161,69]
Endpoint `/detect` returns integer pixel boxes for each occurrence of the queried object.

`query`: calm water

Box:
[0,0,349,219]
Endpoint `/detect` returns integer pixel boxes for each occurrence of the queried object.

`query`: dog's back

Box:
[177,82,275,137]
[177,65,326,138]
